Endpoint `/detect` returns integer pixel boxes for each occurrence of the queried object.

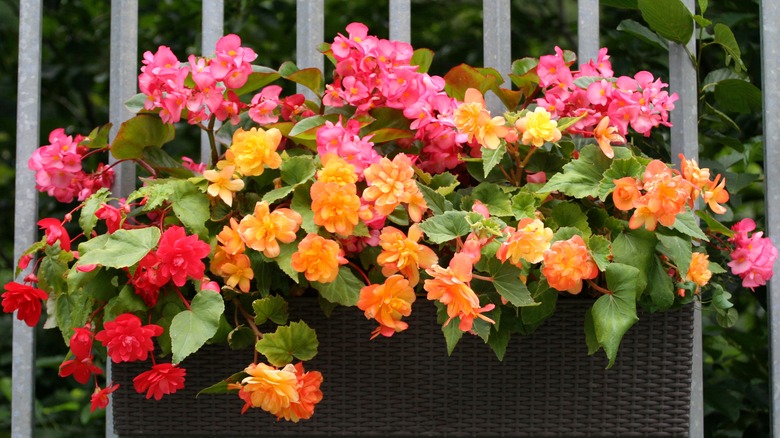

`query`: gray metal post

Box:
[668,0,702,436]
[108,1,139,436]
[390,0,411,43]
[760,1,780,435]
[12,1,42,436]
[482,0,511,114]
[295,0,324,102]
[577,0,599,65]
[201,0,224,165]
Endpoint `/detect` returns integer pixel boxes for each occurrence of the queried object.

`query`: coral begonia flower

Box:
[133,363,187,400]
[593,116,625,159]
[362,153,427,221]
[238,201,303,258]
[358,275,416,339]
[685,252,712,293]
[276,363,323,422]
[90,383,119,412]
[611,177,641,212]
[238,363,300,417]
[424,253,495,332]
[317,153,358,186]
[496,218,553,266]
[376,224,438,286]
[203,164,244,206]
[515,107,562,147]
[1,281,48,327]
[94,313,163,363]
[702,174,729,215]
[290,234,347,283]
[219,252,254,292]
[156,226,211,287]
[59,356,102,384]
[310,181,361,236]
[541,235,598,294]
[38,218,71,252]
[217,217,246,256]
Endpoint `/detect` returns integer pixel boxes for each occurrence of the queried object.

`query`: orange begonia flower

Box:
[611,177,641,212]
[496,218,553,266]
[376,224,438,286]
[203,164,244,206]
[238,201,302,258]
[276,363,323,422]
[424,253,495,332]
[290,233,347,283]
[310,181,361,236]
[362,153,427,222]
[686,252,712,292]
[357,274,416,339]
[317,153,358,186]
[541,235,599,294]
[515,107,562,147]
[234,363,299,417]
[592,116,625,159]
[217,217,245,256]
[219,252,254,292]
[227,127,282,177]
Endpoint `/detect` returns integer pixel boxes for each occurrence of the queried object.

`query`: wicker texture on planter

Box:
[112,299,693,437]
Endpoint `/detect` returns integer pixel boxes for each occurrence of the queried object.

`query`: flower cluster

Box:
[3,23,774,424]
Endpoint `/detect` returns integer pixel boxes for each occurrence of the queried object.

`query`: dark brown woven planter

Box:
[112,299,693,437]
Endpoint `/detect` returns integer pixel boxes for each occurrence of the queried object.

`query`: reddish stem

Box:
[174,287,192,311]
[348,261,371,286]
[87,302,108,324]
[586,279,612,295]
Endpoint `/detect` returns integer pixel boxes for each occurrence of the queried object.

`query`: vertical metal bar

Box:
[482,0,511,114]
[108,1,139,436]
[12,1,42,437]
[577,0,599,65]
[669,0,701,436]
[296,0,324,102]
[389,0,411,43]
[761,1,780,435]
[201,0,224,165]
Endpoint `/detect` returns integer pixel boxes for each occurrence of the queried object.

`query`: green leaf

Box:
[616,19,669,51]
[289,115,330,139]
[170,290,225,364]
[598,157,644,201]
[79,188,111,237]
[417,183,452,215]
[716,307,738,328]
[611,228,657,297]
[588,235,612,271]
[539,145,631,198]
[472,183,513,217]
[170,180,210,236]
[713,23,746,72]
[124,93,148,114]
[521,286,557,326]
[712,285,734,310]
[443,64,497,100]
[638,0,694,45]
[511,191,539,220]
[488,260,537,307]
[291,184,317,233]
[103,285,148,322]
[714,79,762,114]
[669,209,708,240]
[656,230,692,277]
[418,210,471,243]
[274,241,301,283]
[196,370,247,396]
[256,321,319,366]
[252,295,289,326]
[261,186,295,204]
[142,147,193,178]
[311,266,363,306]
[584,309,600,355]
[551,202,592,236]
[228,326,257,350]
[482,143,506,178]
[644,255,675,311]
[281,155,317,186]
[80,123,112,149]
[111,114,175,160]
[697,0,708,14]
[232,66,282,97]
[411,48,434,74]
[77,228,160,268]
[592,263,640,368]
[285,67,324,96]
[436,303,463,355]
[367,128,414,143]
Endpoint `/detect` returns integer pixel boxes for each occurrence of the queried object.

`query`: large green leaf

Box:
[591,263,640,368]
[170,291,225,364]
[712,23,746,72]
[311,266,363,306]
[170,180,210,237]
[111,114,175,160]
[256,321,319,366]
[417,183,452,215]
[472,183,513,217]
[418,210,471,244]
[714,79,762,114]
[487,260,537,307]
[616,19,669,51]
[77,227,160,268]
[410,48,434,74]
[281,155,317,186]
[644,255,675,311]
[482,143,506,178]
[443,64,497,100]
[656,229,692,278]
[539,145,631,198]
[638,0,694,45]
[611,228,657,297]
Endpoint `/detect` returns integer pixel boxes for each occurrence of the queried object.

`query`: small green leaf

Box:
[256,321,319,366]
[311,266,363,306]
[598,157,644,201]
[411,48,434,74]
[417,183,452,215]
[289,115,330,139]
[252,295,289,326]
[124,93,148,114]
[698,0,708,14]
[584,309,600,355]
[170,180,210,236]
[197,370,247,396]
[638,0,694,45]
[436,303,463,355]
[291,184,317,233]
[656,230,692,277]
[274,241,301,283]
[511,191,539,220]
[611,229,657,298]
[80,123,112,149]
[170,291,225,364]
[228,326,257,350]
[443,64,497,100]
[77,228,160,268]
[472,183,513,217]
[716,307,738,328]
[588,235,612,271]
[261,186,295,204]
[669,209,708,240]
[111,114,175,160]
[644,256,675,311]
[103,285,148,322]
[482,143,506,178]
[367,128,414,143]
[79,188,111,237]
[616,19,669,51]
[592,263,640,368]
[551,202,592,236]
[418,210,471,243]
[281,155,317,186]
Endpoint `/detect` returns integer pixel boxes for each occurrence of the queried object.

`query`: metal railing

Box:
[11,1,778,437]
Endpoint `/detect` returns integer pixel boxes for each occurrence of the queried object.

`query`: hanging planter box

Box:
[112,299,693,437]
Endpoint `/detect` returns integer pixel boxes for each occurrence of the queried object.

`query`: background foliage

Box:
[0,0,766,436]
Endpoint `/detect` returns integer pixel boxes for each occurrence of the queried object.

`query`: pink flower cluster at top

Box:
[536,47,678,138]
[28,128,114,203]
[323,22,472,173]
[728,218,778,289]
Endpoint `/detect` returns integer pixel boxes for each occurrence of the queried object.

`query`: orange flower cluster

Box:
[453,88,509,150]
[685,252,712,293]
[496,218,553,266]
[424,253,496,332]
[362,153,428,222]
[210,218,253,292]
[238,201,302,258]
[291,233,347,283]
[541,235,598,294]
[310,154,362,236]
[230,362,323,422]
[376,225,437,286]
[357,275,416,339]
[612,156,729,231]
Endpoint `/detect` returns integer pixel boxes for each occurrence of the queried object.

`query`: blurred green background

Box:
[0,0,767,436]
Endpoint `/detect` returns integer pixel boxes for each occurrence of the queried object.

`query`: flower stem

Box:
[348,261,371,286]
[174,287,192,311]
[207,116,218,166]
[232,298,263,340]
[586,279,612,295]
[472,273,494,282]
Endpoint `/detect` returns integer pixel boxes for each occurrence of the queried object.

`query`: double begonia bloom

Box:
[217,217,246,256]
[424,253,496,332]
[317,153,359,186]
[496,218,554,266]
[1,281,48,327]
[239,201,303,258]
[130,251,168,307]
[276,363,323,422]
[290,234,347,283]
[310,181,362,236]
[38,218,71,252]
[376,224,438,286]
[453,88,509,150]
[515,107,562,147]
[203,164,244,206]
[59,356,103,384]
[156,226,211,287]
[236,363,300,417]
[133,363,187,400]
[358,274,416,339]
[628,160,690,231]
[362,153,428,222]
[95,313,163,363]
[685,252,712,291]
[226,127,282,176]
[541,235,599,294]
[90,383,119,413]
[611,177,642,211]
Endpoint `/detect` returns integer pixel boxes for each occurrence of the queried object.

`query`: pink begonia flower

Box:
[728,218,778,290]
[181,157,207,174]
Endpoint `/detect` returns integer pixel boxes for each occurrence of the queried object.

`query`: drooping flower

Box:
[496,218,554,266]
[226,127,282,176]
[59,356,103,384]
[290,234,347,283]
[217,217,246,256]
[90,383,120,412]
[276,363,324,422]
[235,363,300,416]
[95,313,163,363]
[130,251,168,307]
[592,116,625,159]
[133,363,187,400]
[424,253,495,332]
[685,252,712,292]
[95,203,123,233]
[69,324,95,360]
[1,282,48,327]
[515,107,562,147]
[238,201,303,258]
[376,225,438,286]
[611,177,641,211]
[38,218,72,252]
[310,181,362,236]
[203,165,245,206]
[156,226,211,287]
[358,274,416,339]
[541,235,599,294]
